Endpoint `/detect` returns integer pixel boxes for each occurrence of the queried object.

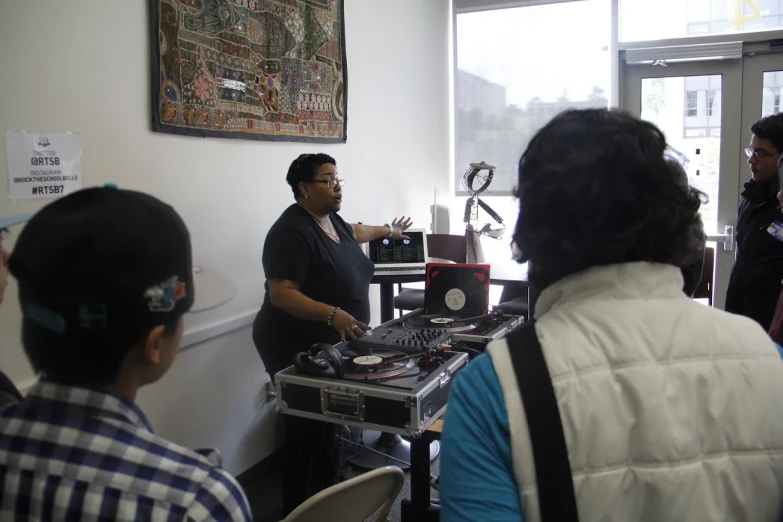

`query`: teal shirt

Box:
[439,343,783,522]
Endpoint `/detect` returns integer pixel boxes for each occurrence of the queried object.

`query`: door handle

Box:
[706,225,734,251]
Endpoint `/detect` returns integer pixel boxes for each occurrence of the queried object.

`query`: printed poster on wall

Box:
[4,131,82,200]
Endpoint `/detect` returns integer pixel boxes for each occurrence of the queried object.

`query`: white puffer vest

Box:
[487,262,783,522]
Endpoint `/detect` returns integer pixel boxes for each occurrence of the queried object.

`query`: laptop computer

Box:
[368,228,429,276]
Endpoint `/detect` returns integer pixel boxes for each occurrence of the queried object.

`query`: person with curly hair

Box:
[439,109,783,522]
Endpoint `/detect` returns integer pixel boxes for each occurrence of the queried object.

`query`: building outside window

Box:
[763,70,783,116]
[686,91,699,117]
[453,0,610,265]
[621,0,783,41]
[707,89,718,116]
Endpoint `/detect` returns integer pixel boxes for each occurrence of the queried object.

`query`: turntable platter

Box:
[403,315,477,333]
[343,349,416,380]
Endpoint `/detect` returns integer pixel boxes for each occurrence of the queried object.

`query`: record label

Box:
[445,288,466,311]
[353,355,383,365]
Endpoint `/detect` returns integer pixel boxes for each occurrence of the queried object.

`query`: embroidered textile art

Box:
[149,0,347,143]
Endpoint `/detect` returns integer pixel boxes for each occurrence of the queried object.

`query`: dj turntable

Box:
[275,334,468,437]
[275,307,519,437]
[390,307,523,351]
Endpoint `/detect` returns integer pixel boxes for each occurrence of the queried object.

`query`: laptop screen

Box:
[368,231,426,265]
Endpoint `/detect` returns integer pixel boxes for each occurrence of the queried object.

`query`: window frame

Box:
[452,0,614,197]
[452,0,783,197]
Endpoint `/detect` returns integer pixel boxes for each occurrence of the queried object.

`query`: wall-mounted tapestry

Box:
[149,0,347,143]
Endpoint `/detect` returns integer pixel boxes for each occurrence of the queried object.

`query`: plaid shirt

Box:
[0,381,252,521]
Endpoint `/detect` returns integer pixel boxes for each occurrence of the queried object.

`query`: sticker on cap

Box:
[144,275,187,312]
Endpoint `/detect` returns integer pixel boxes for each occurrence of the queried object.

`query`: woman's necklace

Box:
[315,218,341,243]
[300,203,341,243]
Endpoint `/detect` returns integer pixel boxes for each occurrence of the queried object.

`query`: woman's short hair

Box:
[286,153,336,199]
[513,108,706,289]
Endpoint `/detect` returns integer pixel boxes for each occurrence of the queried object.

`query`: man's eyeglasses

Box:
[745,147,780,160]
[310,178,345,189]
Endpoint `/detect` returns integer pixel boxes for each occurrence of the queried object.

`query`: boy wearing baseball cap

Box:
[0,187,251,521]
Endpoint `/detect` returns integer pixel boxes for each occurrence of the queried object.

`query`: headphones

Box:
[293,343,345,378]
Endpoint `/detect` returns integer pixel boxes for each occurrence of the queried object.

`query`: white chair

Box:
[281,466,405,522]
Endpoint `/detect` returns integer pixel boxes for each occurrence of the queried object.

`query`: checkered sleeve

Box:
[187,468,253,521]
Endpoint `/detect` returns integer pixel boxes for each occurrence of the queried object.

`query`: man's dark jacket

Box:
[725,179,783,330]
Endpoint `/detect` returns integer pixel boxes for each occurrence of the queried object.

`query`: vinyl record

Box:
[425,264,490,317]
[403,314,478,332]
[342,348,415,380]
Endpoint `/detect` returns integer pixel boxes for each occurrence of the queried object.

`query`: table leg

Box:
[400,434,440,522]
[380,282,395,323]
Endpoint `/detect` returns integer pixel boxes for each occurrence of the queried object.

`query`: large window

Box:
[454,0,610,197]
[621,0,783,42]
[763,70,783,116]
[641,74,723,236]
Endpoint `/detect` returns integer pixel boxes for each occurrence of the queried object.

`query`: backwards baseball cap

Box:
[0,213,34,230]
[8,185,194,344]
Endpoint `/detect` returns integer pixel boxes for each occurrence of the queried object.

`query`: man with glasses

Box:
[725,113,783,330]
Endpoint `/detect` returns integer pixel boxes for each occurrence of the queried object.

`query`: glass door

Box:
[622,51,782,309]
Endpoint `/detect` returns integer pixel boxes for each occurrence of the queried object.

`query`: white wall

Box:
[0,0,451,475]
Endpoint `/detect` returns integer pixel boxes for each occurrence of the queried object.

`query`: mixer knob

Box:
[388,328,393,334]
[381,334,387,340]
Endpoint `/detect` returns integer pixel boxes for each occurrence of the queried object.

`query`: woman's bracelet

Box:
[327,306,340,327]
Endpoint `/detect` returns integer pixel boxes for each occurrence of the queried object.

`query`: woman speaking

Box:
[253,153,411,514]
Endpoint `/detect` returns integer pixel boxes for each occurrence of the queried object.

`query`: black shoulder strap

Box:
[505,323,579,522]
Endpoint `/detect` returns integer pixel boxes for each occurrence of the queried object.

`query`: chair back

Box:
[693,246,715,305]
[281,466,404,522]
[428,234,467,264]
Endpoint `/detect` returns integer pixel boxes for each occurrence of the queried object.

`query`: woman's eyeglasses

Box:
[310,179,345,189]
